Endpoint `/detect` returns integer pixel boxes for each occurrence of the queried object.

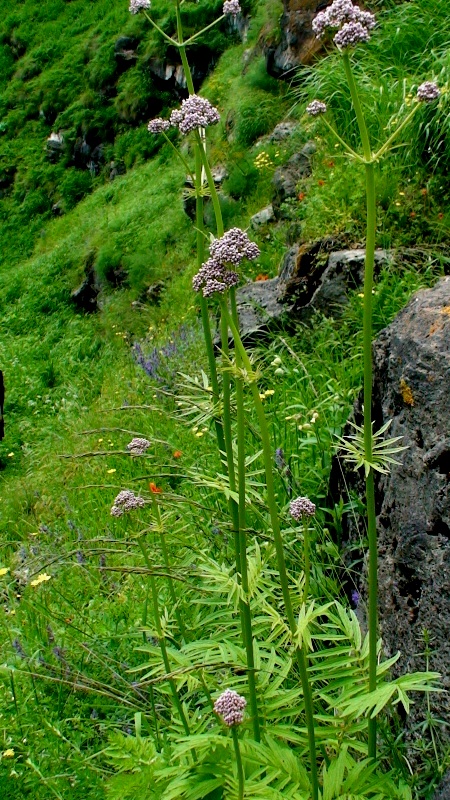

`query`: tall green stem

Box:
[231,727,245,800]
[303,519,311,604]
[231,290,261,742]
[137,538,190,736]
[342,52,378,759]
[151,495,186,639]
[222,302,319,800]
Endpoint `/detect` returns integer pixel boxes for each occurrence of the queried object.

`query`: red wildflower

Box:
[298,192,306,201]
[149,482,162,494]
[173,450,182,459]
[317,179,325,186]
[255,274,269,282]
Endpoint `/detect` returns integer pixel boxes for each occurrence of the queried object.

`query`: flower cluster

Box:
[417,81,440,103]
[193,228,260,296]
[290,496,316,520]
[306,100,327,117]
[127,437,151,455]
[111,490,145,517]
[214,689,246,726]
[312,0,376,48]
[223,0,241,16]
[148,118,171,134]
[169,95,220,135]
[129,0,151,13]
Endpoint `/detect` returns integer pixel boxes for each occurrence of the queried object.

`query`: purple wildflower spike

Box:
[214,689,246,726]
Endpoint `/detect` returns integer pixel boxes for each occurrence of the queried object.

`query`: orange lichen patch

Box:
[428,320,443,336]
[399,378,414,406]
[441,305,450,315]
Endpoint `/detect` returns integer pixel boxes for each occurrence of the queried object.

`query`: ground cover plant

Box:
[1,0,450,798]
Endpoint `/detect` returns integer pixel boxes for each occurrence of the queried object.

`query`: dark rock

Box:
[46,132,65,162]
[71,267,100,312]
[272,142,315,217]
[114,35,139,67]
[147,50,216,97]
[234,240,389,339]
[269,121,298,143]
[330,276,450,744]
[144,281,164,305]
[250,205,275,228]
[265,0,322,79]
[434,771,450,800]
[51,201,63,216]
[235,278,293,341]
[109,160,126,181]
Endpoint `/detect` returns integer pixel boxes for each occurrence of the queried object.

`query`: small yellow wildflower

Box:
[30,573,52,587]
[265,389,275,397]
[0,567,10,577]
[195,431,204,437]
[107,468,116,474]
[2,749,14,758]
[7,452,14,458]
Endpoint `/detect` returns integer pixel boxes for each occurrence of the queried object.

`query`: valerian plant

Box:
[3,2,442,799]
[99,1,443,798]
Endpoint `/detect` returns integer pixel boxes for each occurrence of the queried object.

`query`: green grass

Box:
[0,0,450,796]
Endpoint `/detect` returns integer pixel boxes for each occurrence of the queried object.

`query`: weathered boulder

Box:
[272,142,315,217]
[330,277,450,742]
[234,240,389,339]
[434,771,450,800]
[46,132,65,162]
[250,205,275,228]
[265,0,322,79]
[71,267,100,312]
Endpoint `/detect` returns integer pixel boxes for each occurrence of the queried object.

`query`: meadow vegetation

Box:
[0,0,449,798]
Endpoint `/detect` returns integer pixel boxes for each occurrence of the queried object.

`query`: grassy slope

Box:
[0,0,449,797]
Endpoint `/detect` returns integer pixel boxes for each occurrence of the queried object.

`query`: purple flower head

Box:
[192,258,239,297]
[290,496,316,520]
[214,689,246,726]
[129,0,151,13]
[312,0,375,44]
[417,81,440,102]
[148,118,170,134]
[223,0,241,16]
[306,100,327,117]
[334,21,370,48]
[127,437,151,455]
[170,95,220,135]
[192,228,259,297]
[351,589,360,607]
[275,447,286,470]
[209,228,260,266]
[111,490,145,517]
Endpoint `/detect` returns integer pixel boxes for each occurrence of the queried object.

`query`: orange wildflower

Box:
[149,482,162,494]
[173,450,182,459]
[255,274,269,282]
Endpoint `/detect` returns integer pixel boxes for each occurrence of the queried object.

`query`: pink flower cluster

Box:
[214,689,246,726]
[170,95,220,135]
[312,0,376,48]
[223,0,241,16]
[129,0,151,13]
[416,82,440,102]
[148,96,220,137]
[290,496,316,520]
[111,490,145,517]
[306,100,327,117]
[192,228,260,297]
[127,437,151,455]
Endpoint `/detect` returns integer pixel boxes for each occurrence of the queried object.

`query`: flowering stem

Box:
[183,15,226,47]
[136,538,190,736]
[230,288,261,742]
[342,53,371,161]
[143,10,178,47]
[195,130,224,238]
[321,116,364,162]
[303,519,311,604]
[372,103,420,161]
[231,726,245,800]
[151,494,187,639]
[223,303,319,800]
[342,52,378,759]
[161,131,196,185]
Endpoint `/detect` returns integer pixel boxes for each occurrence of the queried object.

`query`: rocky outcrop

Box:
[434,772,450,800]
[330,277,450,742]
[272,141,315,217]
[234,241,390,338]
[265,0,323,79]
